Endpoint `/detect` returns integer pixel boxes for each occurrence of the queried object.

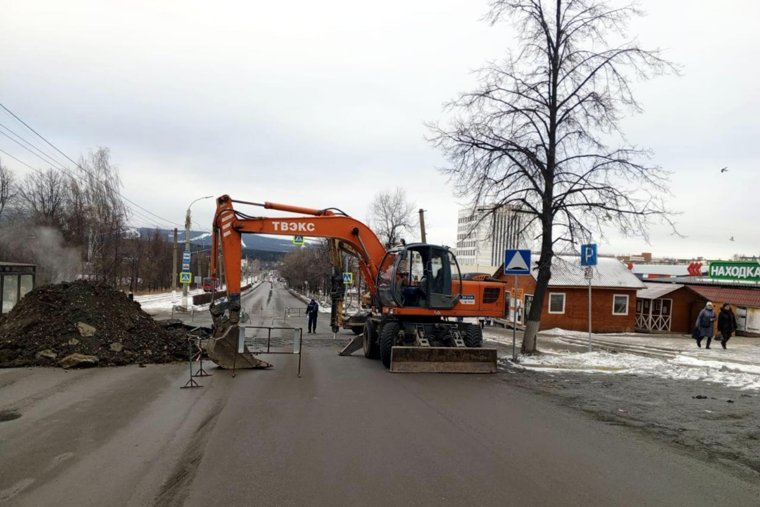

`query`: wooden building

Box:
[496,255,644,333]
[636,282,760,336]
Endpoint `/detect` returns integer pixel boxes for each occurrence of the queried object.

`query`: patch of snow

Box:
[511,351,760,391]
[191,232,211,241]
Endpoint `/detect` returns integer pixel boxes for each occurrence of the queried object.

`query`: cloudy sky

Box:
[1,0,757,260]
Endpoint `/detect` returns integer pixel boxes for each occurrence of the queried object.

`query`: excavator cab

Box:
[376,244,462,310]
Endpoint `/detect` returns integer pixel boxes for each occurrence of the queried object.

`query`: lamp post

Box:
[182,195,213,309]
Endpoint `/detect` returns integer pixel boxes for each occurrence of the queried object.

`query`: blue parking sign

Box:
[581,244,597,266]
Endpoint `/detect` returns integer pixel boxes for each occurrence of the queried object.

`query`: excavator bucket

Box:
[390,346,498,373]
[206,323,272,370]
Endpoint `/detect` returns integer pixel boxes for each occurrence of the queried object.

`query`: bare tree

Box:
[17,168,68,227]
[429,0,676,353]
[0,159,15,220]
[75,148,129,283]
[369,188,417,248]
[279,241,332,294]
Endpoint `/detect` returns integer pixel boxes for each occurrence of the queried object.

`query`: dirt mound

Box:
[0,280,204,368]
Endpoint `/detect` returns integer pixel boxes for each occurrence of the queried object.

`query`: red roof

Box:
[687,285,760,308]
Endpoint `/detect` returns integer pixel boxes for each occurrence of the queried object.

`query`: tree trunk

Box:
[522,215,554,353]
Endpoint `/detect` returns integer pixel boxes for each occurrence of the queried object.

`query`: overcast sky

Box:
[1,0,757,260]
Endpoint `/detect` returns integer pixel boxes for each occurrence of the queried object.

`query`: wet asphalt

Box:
[1,285,759,506]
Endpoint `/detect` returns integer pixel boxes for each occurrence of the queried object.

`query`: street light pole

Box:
[182,195,213,309]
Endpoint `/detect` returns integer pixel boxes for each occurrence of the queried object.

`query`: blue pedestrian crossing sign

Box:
[504,249,531,275]
[343,272,353,284]
[292,235,304,245]
[580,244,598,266]
[179,271,192,284]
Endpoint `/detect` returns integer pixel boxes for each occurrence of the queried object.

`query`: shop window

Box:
[613,294,629,315]
[20,275,34,300]
[548,293,565,314]
[2,275,18,314]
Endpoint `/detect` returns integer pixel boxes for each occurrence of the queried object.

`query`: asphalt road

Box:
[1,285,759,506]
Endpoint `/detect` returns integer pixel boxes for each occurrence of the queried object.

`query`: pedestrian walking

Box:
[717,303,737,349]
[694,301,716,349]
[306,298,319,334]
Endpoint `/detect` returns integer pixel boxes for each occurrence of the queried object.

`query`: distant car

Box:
[202,277,220,292]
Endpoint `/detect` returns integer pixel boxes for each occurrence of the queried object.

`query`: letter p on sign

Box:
[581,244,597,266]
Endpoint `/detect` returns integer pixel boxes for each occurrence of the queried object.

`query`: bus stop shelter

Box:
[0,262,36,314]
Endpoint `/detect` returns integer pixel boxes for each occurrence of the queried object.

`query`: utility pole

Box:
[182,208,192,309]
[183,195,213,309]
[197,254,202,288]
[172,228,178,295]
[418,208,427,243]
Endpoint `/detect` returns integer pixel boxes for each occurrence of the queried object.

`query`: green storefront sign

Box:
[708,261,760,281]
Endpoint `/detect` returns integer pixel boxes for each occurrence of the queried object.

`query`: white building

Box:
[455,205,531,273]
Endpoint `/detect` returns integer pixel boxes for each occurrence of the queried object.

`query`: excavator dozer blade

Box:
[390,346,498,373]
[207,324,272,370]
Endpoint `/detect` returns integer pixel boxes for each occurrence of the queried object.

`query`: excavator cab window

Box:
[376,245,462,310]
[376,251,400,308]
[423,247,461,309]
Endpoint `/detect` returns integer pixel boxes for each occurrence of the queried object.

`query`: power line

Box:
[0,146,170,229]
[0,128,68,171]
[0,122,69,170]
[0,102,183,228]
[0,147,40,172]
[1,138,179,229]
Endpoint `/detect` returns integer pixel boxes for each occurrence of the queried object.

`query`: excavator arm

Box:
[211,195,385,309]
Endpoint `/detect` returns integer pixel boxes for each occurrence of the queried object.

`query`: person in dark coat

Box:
[695,301,716,349]
[717,303,738,349]
[306,299,319,333]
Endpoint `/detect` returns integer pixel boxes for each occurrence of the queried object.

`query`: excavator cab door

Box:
[376,245,461,310]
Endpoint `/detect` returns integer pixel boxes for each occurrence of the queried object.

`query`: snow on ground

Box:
[135,290,201,311]
[507,348,760,391]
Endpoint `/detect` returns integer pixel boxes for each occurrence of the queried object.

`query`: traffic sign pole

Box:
[581,243,597,353]
[588,275,592,352]
[512,274,518,361]
[504,248,531,361]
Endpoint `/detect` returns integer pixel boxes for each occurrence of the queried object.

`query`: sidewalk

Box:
[483,326,760,391]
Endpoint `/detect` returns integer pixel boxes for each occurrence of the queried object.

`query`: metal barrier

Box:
[237,325,303,377]
[181,332,210,388]
[284,307,306,319]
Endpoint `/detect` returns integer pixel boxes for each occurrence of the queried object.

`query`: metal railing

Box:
[239,325,303,377]
[284,307,306,318]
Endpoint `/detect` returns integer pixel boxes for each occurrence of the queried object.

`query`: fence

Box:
[239,325,303,377]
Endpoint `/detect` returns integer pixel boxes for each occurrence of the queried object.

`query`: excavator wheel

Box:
[464,324,483,348]
[363,319,379,359]
[379,321,401,369]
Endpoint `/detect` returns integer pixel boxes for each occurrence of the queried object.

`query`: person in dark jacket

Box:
[695,301,716,349]
[717,303,737,349]
[306,299,319,334]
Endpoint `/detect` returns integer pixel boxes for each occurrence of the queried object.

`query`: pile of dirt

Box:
[0,280,208,368]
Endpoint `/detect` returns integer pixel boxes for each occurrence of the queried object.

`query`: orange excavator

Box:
[207,195,504,372]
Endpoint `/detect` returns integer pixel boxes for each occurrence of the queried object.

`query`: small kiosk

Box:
[0,262,36,314]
